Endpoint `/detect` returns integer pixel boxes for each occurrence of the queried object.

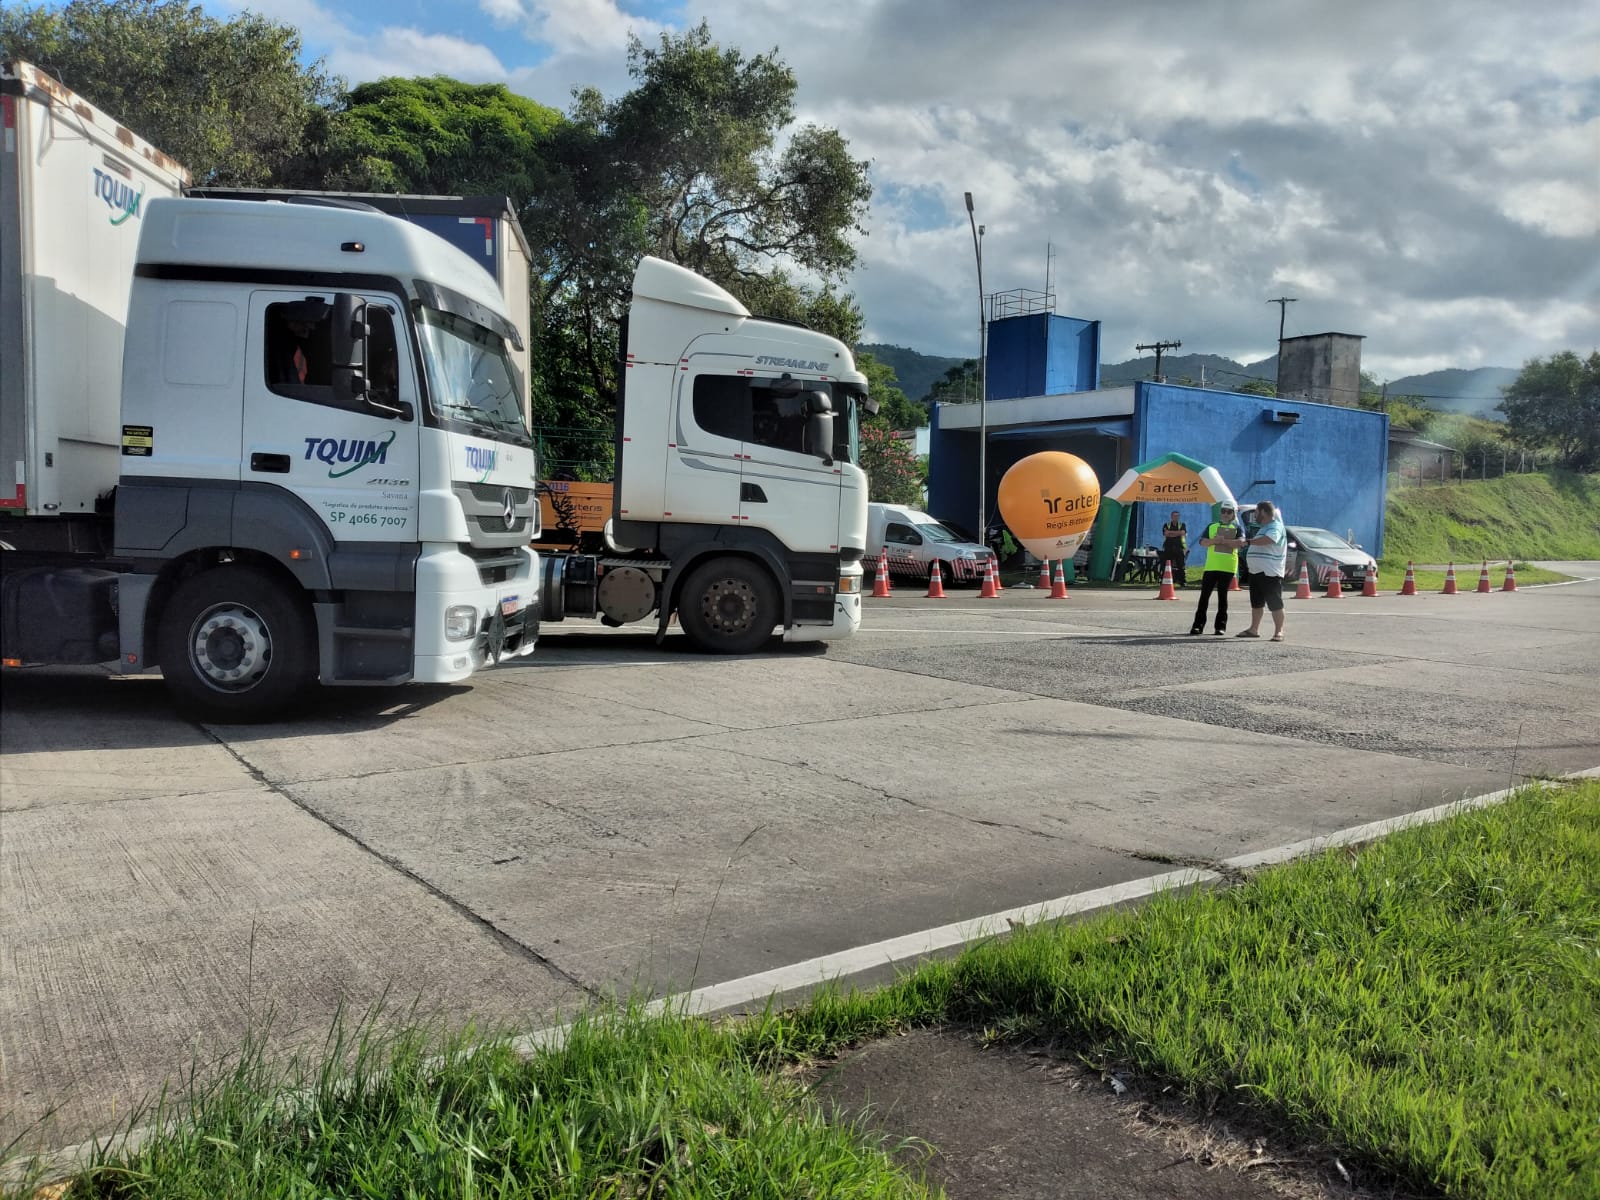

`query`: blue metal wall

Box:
[1133,383,1389,565]
[986,314,1101,400]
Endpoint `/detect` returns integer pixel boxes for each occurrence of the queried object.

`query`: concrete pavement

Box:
[2,573,1596,1153]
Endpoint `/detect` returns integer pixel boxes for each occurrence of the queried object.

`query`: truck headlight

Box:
[445,605,478,641]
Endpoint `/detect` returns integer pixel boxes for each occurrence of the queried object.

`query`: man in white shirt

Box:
[1237,500,1288,642]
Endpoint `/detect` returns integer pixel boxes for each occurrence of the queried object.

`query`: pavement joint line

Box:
[193,724,604,1004]
[11,766,1597,1187]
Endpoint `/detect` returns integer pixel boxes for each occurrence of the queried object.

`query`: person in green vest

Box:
[1188,502,1245,635]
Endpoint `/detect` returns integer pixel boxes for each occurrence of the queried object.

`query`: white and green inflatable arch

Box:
[1087,452,1237,580]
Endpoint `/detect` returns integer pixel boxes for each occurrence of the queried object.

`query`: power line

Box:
[1135,339,1182,383]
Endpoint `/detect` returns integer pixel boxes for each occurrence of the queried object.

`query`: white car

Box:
[867,503,997,584]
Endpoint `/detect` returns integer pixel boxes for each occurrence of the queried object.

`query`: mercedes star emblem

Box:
[502,489,517,527]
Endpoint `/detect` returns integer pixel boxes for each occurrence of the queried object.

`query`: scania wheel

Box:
[156,565,315,721]
[677,557,779,655]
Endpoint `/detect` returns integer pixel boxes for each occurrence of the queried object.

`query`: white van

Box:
[867,504,997,584]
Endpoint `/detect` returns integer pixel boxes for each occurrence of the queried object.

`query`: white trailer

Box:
[1,62,539,719]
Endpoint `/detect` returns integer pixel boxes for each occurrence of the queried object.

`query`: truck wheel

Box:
[677,557,779,655]
[156,566,315,722]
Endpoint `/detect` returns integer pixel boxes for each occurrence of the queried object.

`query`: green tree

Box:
[1499,351,1600,470]
[1235,378,1278,398]
[522,23,872,414]
[857,424,923,506]
[298,76,561,196]
[857,353,926,430]
[922,360,979,405]
[0,0,339,185]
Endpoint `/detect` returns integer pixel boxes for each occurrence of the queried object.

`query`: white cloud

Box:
[336,28,508,83]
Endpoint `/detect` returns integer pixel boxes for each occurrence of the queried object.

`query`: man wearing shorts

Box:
[1238,500,1288,642]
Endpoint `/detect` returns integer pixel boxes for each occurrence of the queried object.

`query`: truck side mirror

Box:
[330,293,371,411]
[803,389,834,464]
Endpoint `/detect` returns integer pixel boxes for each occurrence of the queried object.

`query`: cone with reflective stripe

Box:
[1442,562,1458,594]
[1400,561,1417,596]
[1038,559,1052,589]
[979,557,999,598]
[1229,569,1240,592]
[872,548,892,598]
[1323,566,1344,599]
[1293,563,1313,599]
[1156,560,1178,600]
[1049,559,1069,599]
[1502,561,1518,592]
[1476,560,1492,593]
[1361,561,1378,597]
[992,557,1005,591]
[926,559,946,599]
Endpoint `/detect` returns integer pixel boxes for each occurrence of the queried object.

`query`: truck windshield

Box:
[416,306,531,445]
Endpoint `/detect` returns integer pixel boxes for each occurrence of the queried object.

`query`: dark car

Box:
[1285,526,1378,588]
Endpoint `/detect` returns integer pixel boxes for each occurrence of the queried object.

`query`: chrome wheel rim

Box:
[189,603,272,692]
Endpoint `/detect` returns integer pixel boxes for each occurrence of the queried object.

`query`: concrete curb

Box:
[9,768,1596,1188]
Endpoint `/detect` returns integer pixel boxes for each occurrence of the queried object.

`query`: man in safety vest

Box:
[1160,511,1189,587]
[1188,502,1245,635]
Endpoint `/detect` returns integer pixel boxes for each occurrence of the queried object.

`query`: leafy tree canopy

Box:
[922,360,980,405]
[857,424,923,507]
[1499,351,1600,471]
[857,353,926,430]
[300,76,562,196]
[522,22,871,414]
[0,0,339,186]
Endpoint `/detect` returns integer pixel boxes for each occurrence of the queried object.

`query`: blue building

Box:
[927,315,1389,575]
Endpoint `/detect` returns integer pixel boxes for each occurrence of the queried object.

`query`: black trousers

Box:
[1190,569,1233,632]
[1161,543,1188,586]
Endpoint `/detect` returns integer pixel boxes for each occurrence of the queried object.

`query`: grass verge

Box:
[1373,561,1570,591]
[1385,471,1600,563]
[11,781,1597,1200]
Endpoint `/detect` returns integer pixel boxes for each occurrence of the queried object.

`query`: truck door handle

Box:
[740,483,767,503]
[250,452,291,474]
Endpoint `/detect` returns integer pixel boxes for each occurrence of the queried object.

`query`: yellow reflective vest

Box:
[1203,521,1242,573]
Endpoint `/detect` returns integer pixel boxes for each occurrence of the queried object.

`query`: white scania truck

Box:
[0,61,539,718]
[533,257,870,654]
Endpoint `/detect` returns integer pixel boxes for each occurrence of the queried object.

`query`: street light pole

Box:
[965,192,987,542]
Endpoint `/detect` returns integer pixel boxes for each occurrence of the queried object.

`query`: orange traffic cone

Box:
[1038,559,1052,590]
[1049,559,1069,599]
[1156,561,1178,600]
[992,559,1004,592]
[926,559,946,599]
[1229,570,1240,592]
[1442,562,1458,595]
[872,548,892,598]
[1293,563,1313,599]
[1323,566,1344,599]
[1361,562,1378,597]
[1400,561,1417,596]
[1475,561,1492,593]
[1502,562,1518,592]
[978,557,999,598]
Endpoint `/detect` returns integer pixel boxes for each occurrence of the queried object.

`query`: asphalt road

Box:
[3,568,1597,1149]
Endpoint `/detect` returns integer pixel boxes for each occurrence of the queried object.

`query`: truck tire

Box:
[156,565,315,722]
[676,557,779,655]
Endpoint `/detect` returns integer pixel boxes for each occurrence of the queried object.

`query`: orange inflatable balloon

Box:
[997,452,1101,562]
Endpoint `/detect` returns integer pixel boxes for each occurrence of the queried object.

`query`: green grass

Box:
[744,780,1600,1200]
[1385,470,1600,563]
[13,783,1598,1200]
[1372,561,1570,591]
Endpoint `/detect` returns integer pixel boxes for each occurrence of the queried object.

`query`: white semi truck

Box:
[0,61,539,718]
[534,257,871,653]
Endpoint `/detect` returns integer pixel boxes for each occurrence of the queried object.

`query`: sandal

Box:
[1270,634,1285,642]
[1235,630,1260,638]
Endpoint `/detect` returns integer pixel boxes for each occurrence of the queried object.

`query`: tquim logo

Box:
[92,167,145,226]
[465,444,498,480]
[303,432,396,478]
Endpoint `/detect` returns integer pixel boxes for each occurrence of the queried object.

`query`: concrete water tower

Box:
[1276,332,1365,407]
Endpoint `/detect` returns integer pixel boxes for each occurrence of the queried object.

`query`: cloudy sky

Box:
[212,0,1597,382]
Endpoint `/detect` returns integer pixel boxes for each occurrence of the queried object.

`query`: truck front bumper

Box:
[412,544,540,684]
[782,563,862,644]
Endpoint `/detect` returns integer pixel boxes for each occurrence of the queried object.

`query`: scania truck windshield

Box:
[417,306,532,446]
